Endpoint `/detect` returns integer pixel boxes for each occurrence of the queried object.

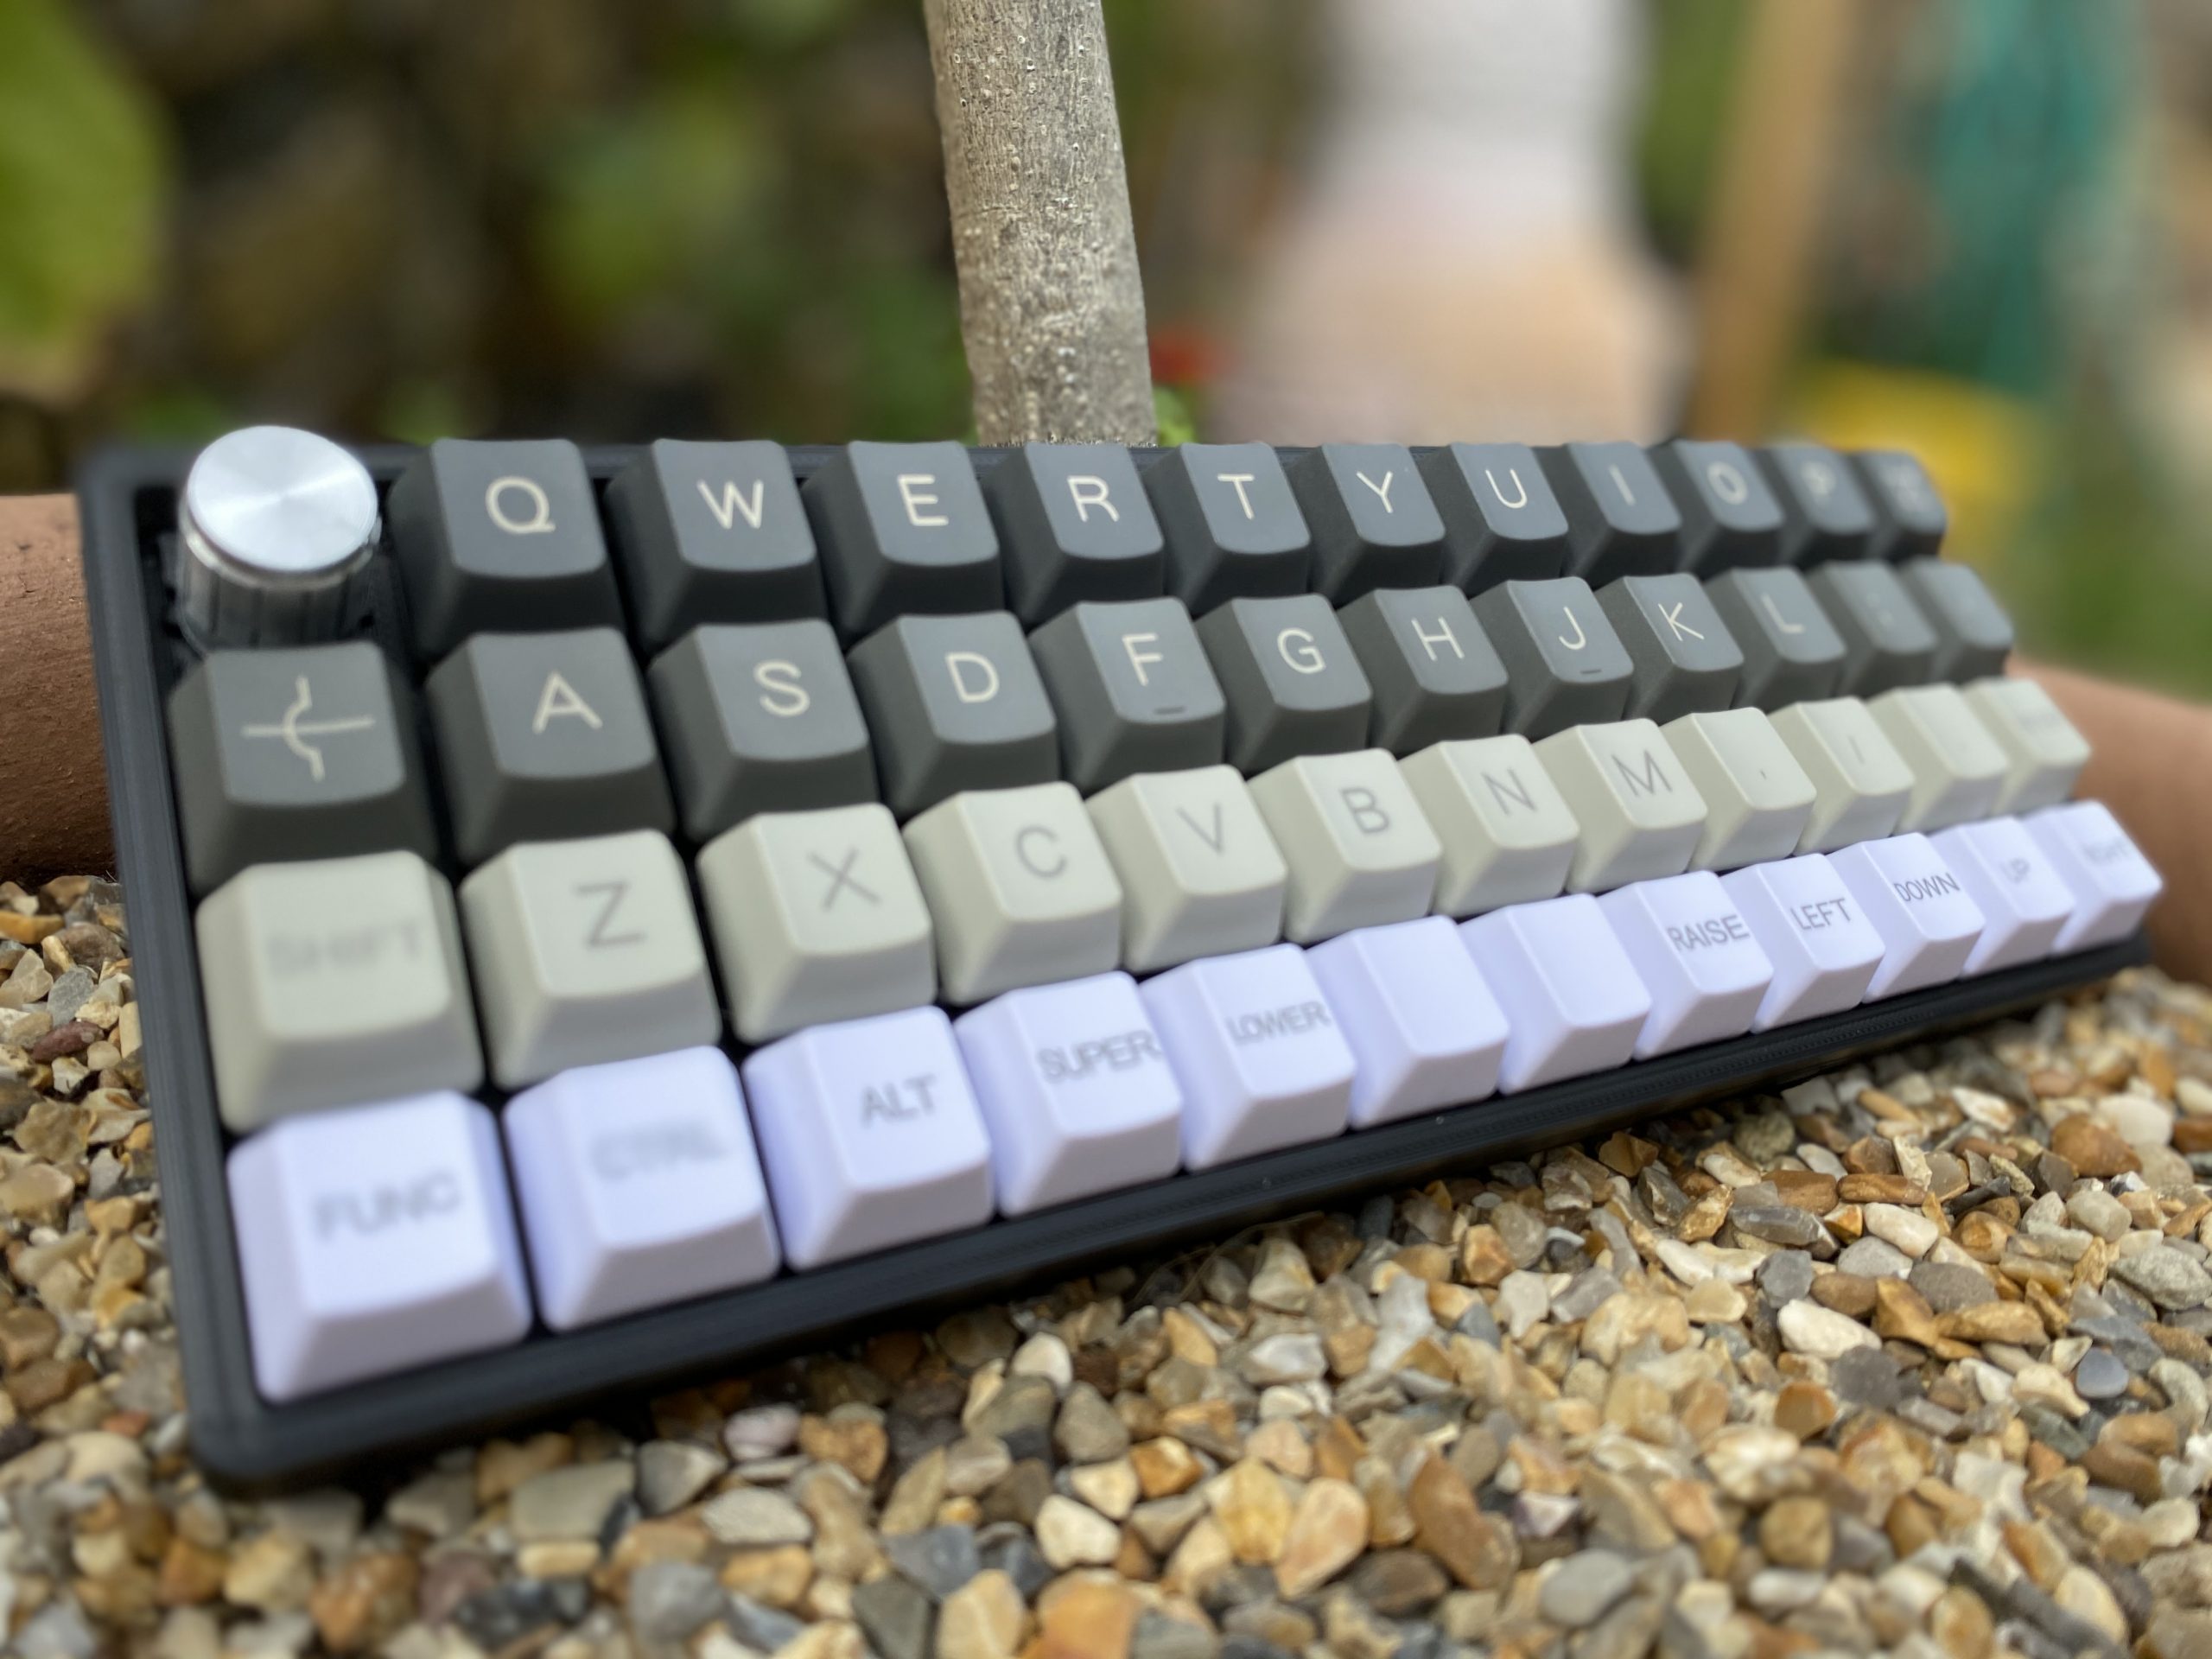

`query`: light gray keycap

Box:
[458,830,720,1088]
[696,803,937,1042]
[1027,598,1225,791]
[1901,558,2012,681]
[1146,442,1312,612]
[1808,562,1939,696]
[1535,720,1707,892]
[1400,735,1580,915]
[196,851,483,1131]
[1964,677,2089,812]
[1470,577,1633,740]
[649,620,877,839]
[1338,586,1508,754]
[1767,696,1914,852]
[1595,574,1744,722]
[427,627,673,866]
[229,1091,530,1402]
[904,783,1124,1002]
[1247,749,1441,942]
[1287,443,1446,601]
[1087,766,1288,971]
[1869,683,2007,830]
[1704,567,1847,710]
[848,612,1059,817]
[1661,708,1816,871]
[1198,594,1373,772]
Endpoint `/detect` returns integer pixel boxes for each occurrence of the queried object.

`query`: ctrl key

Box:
[228,1093,531,1402]
[741,1006,994,1269]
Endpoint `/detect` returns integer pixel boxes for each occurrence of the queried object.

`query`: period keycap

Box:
[604,441,824,651]
[388,439,621,658]
[1766,697,1914,852]
[168,643,437,895]
[1662,708,1817,871]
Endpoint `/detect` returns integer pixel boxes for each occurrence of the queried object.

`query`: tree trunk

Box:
[922,0,1157,446]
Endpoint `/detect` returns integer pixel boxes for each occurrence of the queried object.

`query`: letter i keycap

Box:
[1827,834,1985,997]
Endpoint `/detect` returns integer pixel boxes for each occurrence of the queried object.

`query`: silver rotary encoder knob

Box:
[177,425,381,650]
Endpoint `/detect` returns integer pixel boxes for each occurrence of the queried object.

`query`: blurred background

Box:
[3,0,2209,691]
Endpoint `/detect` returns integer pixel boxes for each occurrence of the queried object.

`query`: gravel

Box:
[5,874,2212,1659]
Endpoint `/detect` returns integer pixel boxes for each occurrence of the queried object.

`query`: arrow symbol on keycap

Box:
[241,677,376,782]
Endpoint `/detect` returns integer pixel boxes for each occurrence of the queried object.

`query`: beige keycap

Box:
[696,802,935,1042]
[1870,683,2007,830]
[1247,749,1441,942]
[1767,696,1914,852]
[460,830,720,1088]
[1399,735,1580,916]
[1662,708,1816,872]
[1965,676,2090,812]
[904,783,1124,1003]
[196,850,482,1132]
[1087,766,1287,971]
[1535,719,1707,893]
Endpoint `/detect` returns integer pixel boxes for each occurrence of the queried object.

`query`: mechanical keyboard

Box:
[74,432,2162,1489]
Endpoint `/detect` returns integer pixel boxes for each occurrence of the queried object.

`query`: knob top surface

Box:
[182,426,380,582]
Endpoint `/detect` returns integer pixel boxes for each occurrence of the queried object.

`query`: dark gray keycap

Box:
[847,612,1058,817]
[1704,567,1848,710]
[1808,562,1940,696]
[1471,578,1633,740]
[1338,587,1507,755]
[649,620,877,840]
[1648,440,1783,575]
[1595,575,1745,722]
[1899,558,2012,682]
[1028,599,1224,791]
[1538,442,1684,586]
[1853,449,1948,561]
[167,643,437,895]
[805,442,1001,636]
[985,443,1165,624]
[1145,442,1311,612]
[604,441,824,652]
[427,628,673,865]
[1197,595,1372,773]
[1756,443,1875,566]
[1287,444,1446,602]
[1418,442,1569,591]
[387,439,623,659]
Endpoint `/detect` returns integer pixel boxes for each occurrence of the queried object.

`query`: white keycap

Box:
[1721,854,1884,1027]
[1306,917,1508,1127]
[1767,697,1913,853]
[1141,944,1354,1168]
[1534,719,1707,892]
[696,802,936,1042]
[954,972,1182,1214]
[741,1005,993,1269]
[1598,873,1774,1058]
[905,783,1123,1002]
[1459,895,1651,1091]
[1661,708,1816,871]
[1087,766,1287,972]
[227,1091,530,1402]
[1246,749,1441,942]
[460,831,720,1088]
[1399,735,1580,916]
[196,851,482,1132]
[1828,833,1986,996]
[503,1047,779,1330]
[1929,817,2074,974]
[1869,683,2008,830]
[1965,677,2090,813]
[2028,800,2164,950]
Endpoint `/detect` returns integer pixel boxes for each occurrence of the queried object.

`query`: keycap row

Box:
[195,680,2089,1129]
[168,553,2020,892]
[375,438,1948,656]
[228,800,2159,1403]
